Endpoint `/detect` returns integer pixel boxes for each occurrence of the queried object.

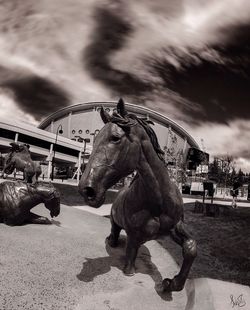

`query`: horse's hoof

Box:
[105,236,118,248]
[162,277,183,292]
[123,266,135,276]
[162,278,172,292]
[44,217,52,224]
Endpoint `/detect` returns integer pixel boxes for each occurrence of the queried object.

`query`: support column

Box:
[183,137,187,153]
[51,121,54,133]
[14,133,19,142]
[68,112,72,138]
[76,150,82,183]
[165,125,171,162]
[183,137,188,171]
[47,143,54,180]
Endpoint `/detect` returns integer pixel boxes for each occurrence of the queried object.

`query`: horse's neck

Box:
[14,185,42,210]
[135,140,170,205]
[24,188,43,207]
[18,151,31,159]
[14,152,31,166]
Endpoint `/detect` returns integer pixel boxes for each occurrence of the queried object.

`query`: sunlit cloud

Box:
[0,91,38,125]
[0,0,250,170]
[186,119,250,171]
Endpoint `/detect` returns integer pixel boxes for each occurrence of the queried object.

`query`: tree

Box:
[209,159,220,182]
[210,156,235,186]
[229,167,237,186]
[237,168,245,185]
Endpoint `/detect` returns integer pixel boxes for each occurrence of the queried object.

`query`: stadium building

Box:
[1,101,204,182]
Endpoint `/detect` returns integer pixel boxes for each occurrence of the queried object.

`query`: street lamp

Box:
[90,129,100,144]
[51,124,63,181]
[72,137,90,181]
[83,138,90,157]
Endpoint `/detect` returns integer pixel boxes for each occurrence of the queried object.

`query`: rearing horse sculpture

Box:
[79,99,197,292]
[1,142,41,184]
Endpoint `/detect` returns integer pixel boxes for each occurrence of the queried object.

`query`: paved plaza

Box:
[0,178,250,309]
[1,203,250,310]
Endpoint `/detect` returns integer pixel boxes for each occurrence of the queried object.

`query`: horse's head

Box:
[34,182,60,217]
[79,98,164,208]
[10,142,30,153]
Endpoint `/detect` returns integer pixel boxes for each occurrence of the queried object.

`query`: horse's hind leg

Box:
[31,174,37,184]
[162,220,197,292]
[123,235,140,276]
[106,213,121,247]
[26,212,52,224]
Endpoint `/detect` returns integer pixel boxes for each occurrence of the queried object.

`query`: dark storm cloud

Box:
[83,7,151,97]
[149,24,250,124]
[2,75,70,120]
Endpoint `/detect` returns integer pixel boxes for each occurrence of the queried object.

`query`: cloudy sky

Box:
[0,0,250,170]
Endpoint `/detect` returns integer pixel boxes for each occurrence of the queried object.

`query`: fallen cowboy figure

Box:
[0,181,60,226]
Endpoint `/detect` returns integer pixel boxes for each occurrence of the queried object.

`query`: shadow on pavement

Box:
[50,219,62,227]
[77,236,172,301]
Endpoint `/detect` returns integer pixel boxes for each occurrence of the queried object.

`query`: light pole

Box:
[82,138,90,161]
[72,137,90,181]
[51,124,63,181]
[90,129,100,144]
[74,136,90,154]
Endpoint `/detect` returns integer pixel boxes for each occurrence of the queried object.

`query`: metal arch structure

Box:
[39,101,200,150]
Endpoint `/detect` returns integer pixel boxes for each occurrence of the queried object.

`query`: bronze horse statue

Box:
[0,181,60,226]
[79,99,197,292]
[1,142,42,183]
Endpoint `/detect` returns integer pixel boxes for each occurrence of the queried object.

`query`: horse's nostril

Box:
[84,187,96,200]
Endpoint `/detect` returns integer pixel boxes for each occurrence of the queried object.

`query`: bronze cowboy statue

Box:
[1,142,42,183]
[79,98,197,292]
[0,181,60,226]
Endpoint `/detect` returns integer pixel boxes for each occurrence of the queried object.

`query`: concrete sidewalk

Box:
[1,204,249,310]
[74,196,250,217]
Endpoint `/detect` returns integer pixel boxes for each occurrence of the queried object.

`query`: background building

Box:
[1,101,203,182]
[39,101,200,160]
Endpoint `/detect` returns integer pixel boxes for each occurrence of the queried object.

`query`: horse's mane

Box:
[110,111,166,163]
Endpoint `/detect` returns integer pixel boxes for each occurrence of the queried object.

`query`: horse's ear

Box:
[24,144,30,149]
[10,142,19,151]
[100,106,111,124]
[19,144,25,151]
[117,98,128,117]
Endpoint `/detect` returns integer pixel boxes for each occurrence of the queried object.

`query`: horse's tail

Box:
[181,213,185,222]
[3,163,15,175]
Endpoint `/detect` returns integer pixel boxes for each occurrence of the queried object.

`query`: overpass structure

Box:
[0,118,92,182]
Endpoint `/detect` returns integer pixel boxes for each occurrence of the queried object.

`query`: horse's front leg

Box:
[106,213,122,247]
[26,212,52,224]
[163,221,197,292]
[31,174,37,185]
[1,166,8,179]
[123,235,140,276]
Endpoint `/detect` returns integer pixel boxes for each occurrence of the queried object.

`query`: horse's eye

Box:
[111,135,121,143]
